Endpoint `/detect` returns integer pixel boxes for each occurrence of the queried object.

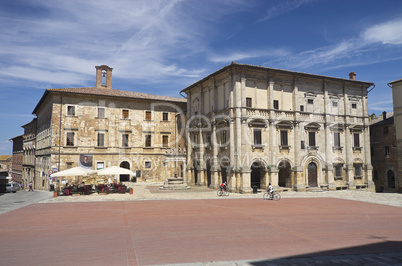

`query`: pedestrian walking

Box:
[29,182,33,191]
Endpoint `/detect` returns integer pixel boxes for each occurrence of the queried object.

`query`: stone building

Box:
[22,118,37,189]
[10,135,23,184]
[388,78,402,192]
[370,112,397,192]
[32,65,186,190]
[181,63,374,192]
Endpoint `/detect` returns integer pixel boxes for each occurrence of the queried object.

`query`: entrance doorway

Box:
[120,161,130,182]
[278,160,291,188]
[387,170,395,189]
[308,162,318,187]
[251,161,264,189]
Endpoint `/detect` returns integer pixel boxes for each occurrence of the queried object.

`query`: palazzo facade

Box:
[32,65,186,190]
[181,63,374,192]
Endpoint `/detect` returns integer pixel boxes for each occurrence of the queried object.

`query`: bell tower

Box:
[95,65,113,89]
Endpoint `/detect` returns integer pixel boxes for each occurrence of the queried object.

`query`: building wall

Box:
[34,91,186,189]
[184,64,373,192]
[22,118,37,190]
[370,113,397,192]
[391,80,402,192]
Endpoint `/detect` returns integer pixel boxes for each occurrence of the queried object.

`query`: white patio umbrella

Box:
[51,167,96,177]
[97,166,134,176]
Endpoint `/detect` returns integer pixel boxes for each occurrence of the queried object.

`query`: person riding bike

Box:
[220,181,227,193]
[268,183,273,199]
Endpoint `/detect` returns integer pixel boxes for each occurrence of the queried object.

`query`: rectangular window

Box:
[334,165,342,177]
[66,132,74,146]
[354,133,360,147]
[221,131,227,145]
[67,106,75,116]
[300,105,304,112]
[122,109,129,119]
[122,134,129,147]
[145,111,152,121]
[385,146,390,156]
[301,140,305,149]
[145,135,151,147]
[96,162,104,170]
[162,135,169,147]
[352,103,357,109]
[334,132,341,147]
[98,108,105,118]
[163,112,169,121]
[280,130,288,146]
[66,162,73,169]
[309,132,316,147]
[246,97,252,108]
[254,129,261,145]
[273,100,279,110]
[308,99,314,104]
[145,161,151,169]
[384,126,388,134]
[332,101,338,107]
[354,164,362,177]
[97,133,104,147]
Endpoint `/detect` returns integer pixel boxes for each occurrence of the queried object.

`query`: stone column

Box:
[326,124,336,190]
[197,129,205,186]
[210,122,219,189]
[345,126,356,190]
[241,167,252,193]
[292,166,305,191]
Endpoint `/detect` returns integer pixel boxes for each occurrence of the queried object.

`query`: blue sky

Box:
[1,0,402,155]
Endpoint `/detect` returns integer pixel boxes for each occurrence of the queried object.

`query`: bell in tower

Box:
[95,65,113,89]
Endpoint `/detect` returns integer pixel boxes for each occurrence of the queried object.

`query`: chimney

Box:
[349,72,356,80]
[95,65,113,89]
[383,111,387,120]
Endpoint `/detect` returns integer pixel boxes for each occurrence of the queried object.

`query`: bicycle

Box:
[263,191,280,201]
[217,187,229,196]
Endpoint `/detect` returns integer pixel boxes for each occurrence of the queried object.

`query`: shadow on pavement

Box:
[251,241,402,265]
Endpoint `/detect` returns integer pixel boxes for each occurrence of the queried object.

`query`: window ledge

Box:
[252,144,265,151]
[96,117,107,119]
[95,147,107,149]
[354,176,363,179]
[334,176,343,180]
[143,147,154,149]
[120,147,131,149]
[333,146,343,151]
[64,146,77,148]
[308,146,319,150]
[279,145,291,150]
[353,147,362,151]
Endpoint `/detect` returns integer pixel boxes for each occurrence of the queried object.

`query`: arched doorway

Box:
[120,161,130,182]
[308,162,318,187]
[387,170,395,189]
[251,161,264,189]
[278,160,291,188]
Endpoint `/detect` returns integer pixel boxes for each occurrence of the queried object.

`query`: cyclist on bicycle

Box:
[220,181,227,193]
[268,183,273,198]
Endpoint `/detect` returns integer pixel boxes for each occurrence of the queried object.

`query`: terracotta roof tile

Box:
[48,87,187,103]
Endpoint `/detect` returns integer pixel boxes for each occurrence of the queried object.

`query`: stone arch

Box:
[119,161,130,182]
[277,158,292,188]
[301,155,323,188]
[250,158,267,189]
[387,169,395,189]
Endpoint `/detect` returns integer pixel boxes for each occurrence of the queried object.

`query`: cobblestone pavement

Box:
[3,183,399,266]
[42,182,402,208]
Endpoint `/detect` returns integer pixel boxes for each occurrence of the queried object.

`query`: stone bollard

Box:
[130,188,133,194]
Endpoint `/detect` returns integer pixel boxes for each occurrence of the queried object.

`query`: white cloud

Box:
[208,49,290,64]
[363,18,402,45]
[0,0,243,87]
[259,0,317,21]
